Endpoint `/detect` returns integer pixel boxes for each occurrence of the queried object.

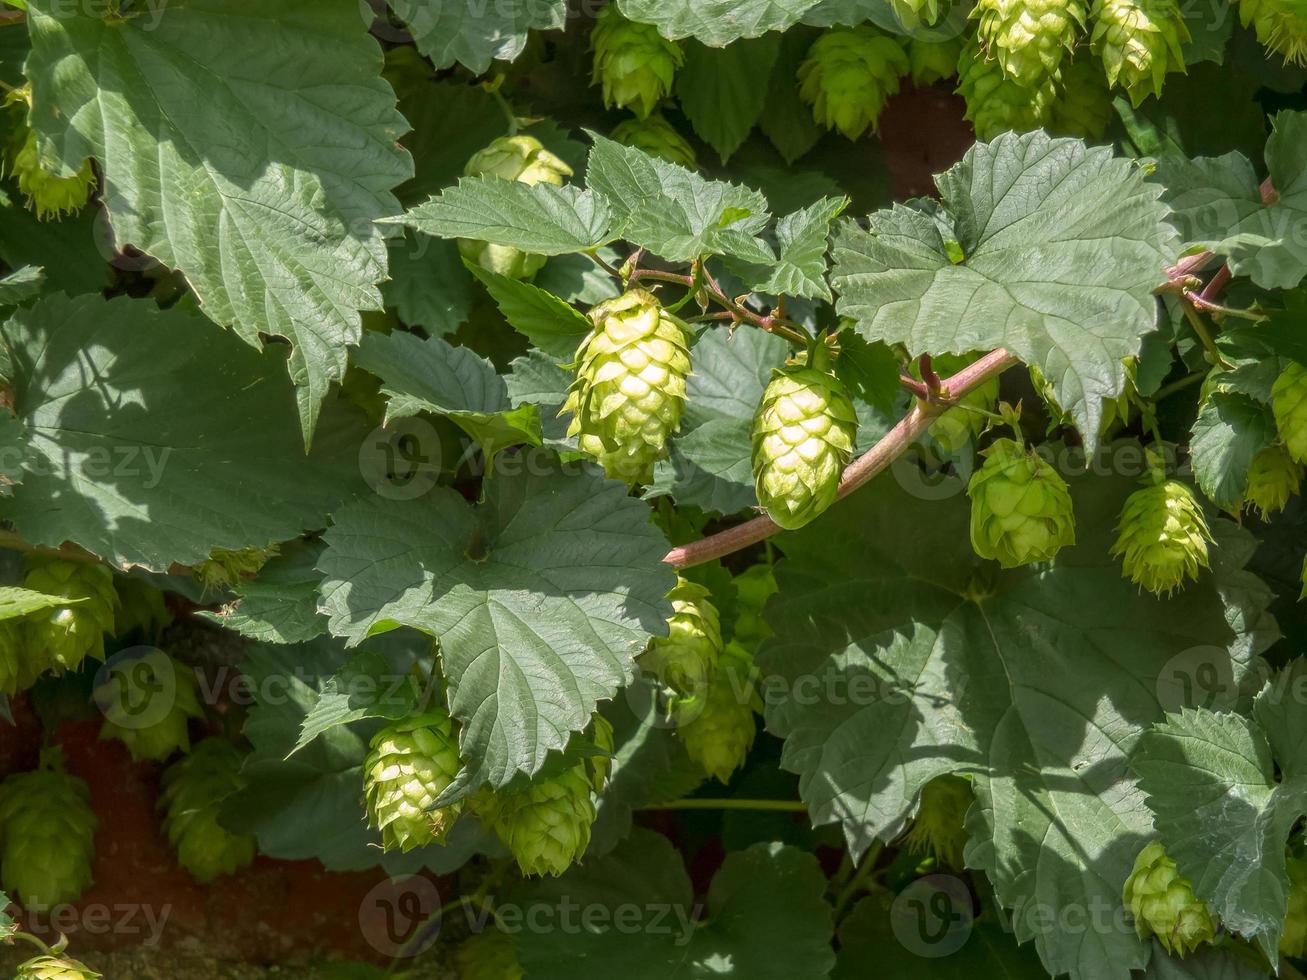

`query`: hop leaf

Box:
[1281,855,1307,957]
[1111,474,1212,596]
[591,5,684,119]
[956,39,1059,138]
[751,359,858,531]
[677,642,759,784]
[21,559,118,674]
[907,36,963,87]
[1049,53,1116,139]
[639,577,723,705]
[1273,361,1307,463]
[193,545,279,592]
[15,954,102,980]
[1090,0,1189,106]
[797,26,910,140]
[972,0,1086,87]
[457,928,524,980]
[363,710,464,852]
[480,764,597,877]
[1243,443,1303,518]
[563,289,691,484]
[0,620,50,698]
[611,112,698,169]
[1123,841,1218,956]
[458,135,574,280]
[0,749,98,909]
[967,437,1076,568]
[97,653,205,762]
[1239,0,1307,64]
[160,738,256,883]
[901,774,973,869]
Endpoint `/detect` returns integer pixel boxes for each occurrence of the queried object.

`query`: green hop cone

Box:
[459,136,573,280]
[798,26,911,140]
[591,5,684,119]
[1111,475,1212,596]
[97,653,204,762]
[160,738,256,883]
[1243,444,1303,518]
[751,358,858,530]
[22,559,117,673]
[5,88,94,221]
[967,438,1075,567]
[1273,361,1307,463]
[457,928,523,980]
[1239,0,1307,64]
[113,576,172,641]
[640,577,723,703]
[972,0,1086,87]
[193,545,278,592]
[482,764,597,877]
[563,289,691,484]
[0,619,49,697]
[1281,855,1307,956]
[732,563,778,653]
[956,39,1060,138]
[0,749,98,909]
[15,954,102,980]
[364,709,463,852]
[901,774,973,869]
[610,112,698,169]
[1049,52,1116,139]
[1090,0,1189,105]
[677,642,759,784]
[1124,841,1218,956]
[908,36,964,86]
[891,0,943,28]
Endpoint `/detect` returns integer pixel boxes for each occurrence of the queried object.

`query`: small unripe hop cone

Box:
[967,437,1076,568]
[1111,468,1212,597]
[160,738,257,883]
[590,6,684,119]
[1090,0,1190,105]
[639,577,723,707]
[97,651,205,762]
[22,558,118,674]
[1123,841,1218,956]
[480,765,598,877]
[677,641,760,783]
[15,954,102,980]
[798,26,910,140]
[1243,443,1302,518]
[364,709,463,853]
[956,39,1060,139]
[611,112,698,169]
[1240,0,1307,64]
[972,0,1086,88]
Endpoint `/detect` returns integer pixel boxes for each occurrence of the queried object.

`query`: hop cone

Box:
[1281,855,1307,956]
[908,36,964,86]
[4,89,94,221]
[891,0,943,28]
[160,739,256,883]
[457,929,523,980]
[563,289,691,484]
[902,774,973,869]
[0,749,98,909]
[678,642,759,784]
[972,0,1086,86]
[732,563,778,653]
[591,6,683,119]
[956,39,1059,138]
[364,710,463,852]
[640,578,723,703]
[0,619,48,697]
[928,353,998,456]
[482,765,596,877]
[1244,444,1303,518]
[459,136,573,280]
[1049,53,1116,139]
[797,26,911,140]
[1240,0,1307,64]
[15,955,101,980]
[752,360,858,530]
[611,112,698,169]
[193,545,278,592]
[1111,476,1212,596]
[97,653,204,762]
[968,438,1075,567]
[1273,361,1307,463]
[1124,841,1217,956]
[1090,0,1189,105]
[22,559,117,673]
[113,576,172,640]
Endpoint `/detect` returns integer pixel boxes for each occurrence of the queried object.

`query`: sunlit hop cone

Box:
[1124,841,1218,956]
[590,5,684,119]
[798,26,911,140]
[611,112,698,169]
[97,652,204,762]
[891,0,942,29]
[1090,0,1189,105]
[907,36,964,86]
[363,709,463,852]
[1243,444,1303,518]
[1273,361,1307,463]
[640,578,723,704]
[967,437,1075,567]
[457,928,523,980]
[751,353,858,530]
[1239,0,1307,63]
[563,289,691,484]
[956,39,1060,138]
[482,764,597,877]
[0,619,49,697]
[160,738,256,883]
[1111,467,1212,596]
[678,642,760,784]
[22,558,118,673]
[972,0,1086,87]
[459,135,573,280]
[901,774,973,869]
[1281,855,1307,956]
[193,545,278,592]
[0,749,98,909]
[15,954,102,980]
[3,87,95,221]
[1049,53,1116,139]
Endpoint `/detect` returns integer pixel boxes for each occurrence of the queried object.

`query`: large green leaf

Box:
[318,461,676,790]
[616,0,823,45]
[1190,391,1276,510]
[0,294,366,570]
[0,585,81,621]
[758,458,1273,979]
[197,540,329,645]
[384,234,474,337]
[25,0,413,441]
[676,37,781,162]
[389,0,567,73]
[831,132,1178,443]
[746,195,848,300]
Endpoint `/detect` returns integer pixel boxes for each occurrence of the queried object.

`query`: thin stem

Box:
[899,374,930,399]
[629,269,695,288]
[585,249,624,281]
[1152,371,1204,401]
[832,841,885,920]
[640,798,808,813]
[1180,302,1233,370]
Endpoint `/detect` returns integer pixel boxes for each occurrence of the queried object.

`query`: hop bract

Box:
[193,545,278,592]
[98,652,204,762]
[640,577,723,705]
[364,709,463,852]
[797,26,910,140]
[564,289,691,484]
[591,6,683,119]
[611,112,698,169]
[15,954,102,980]
[967,438,1075,568]
[160,738,256,883]
[902,774,973,869]
[459,136,573,280]
[972,0,1086,87]
[457,929,523,980]
[22,558,118,673]
[956,39,1059,138]
[481,764,597,877]
[1240,0,1307,64]
[1090,0,1189,105]
[1123,841,1218,956]
[1281,855,1307,956]
[1111,477,1212,596]
[1244,444,1303,518]
[0,749,98,909]
[752,361,858,531]
[678,642,759,784]
[1273,361,1307,463]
